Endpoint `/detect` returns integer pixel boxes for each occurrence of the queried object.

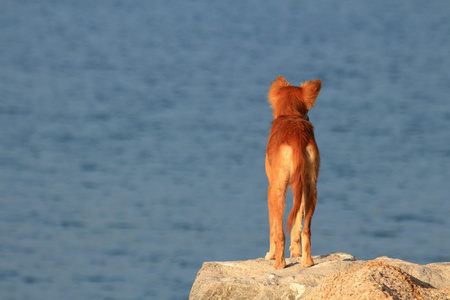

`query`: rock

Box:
[189,253,450,299]
[309,260,450,300]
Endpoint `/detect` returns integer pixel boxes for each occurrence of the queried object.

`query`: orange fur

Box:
[264,76,321,269]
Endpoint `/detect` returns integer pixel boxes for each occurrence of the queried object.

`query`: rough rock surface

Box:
[189,253,450,299]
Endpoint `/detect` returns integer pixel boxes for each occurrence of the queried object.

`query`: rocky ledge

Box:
[189,253,450,299]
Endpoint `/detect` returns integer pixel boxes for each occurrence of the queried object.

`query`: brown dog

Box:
[264,76,321,269]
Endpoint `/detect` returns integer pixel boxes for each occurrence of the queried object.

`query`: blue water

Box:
[1,1,449,299]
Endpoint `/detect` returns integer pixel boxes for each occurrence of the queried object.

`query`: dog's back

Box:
[265,76,321,269]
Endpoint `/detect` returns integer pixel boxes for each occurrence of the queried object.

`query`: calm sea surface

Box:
[1,1,449,299]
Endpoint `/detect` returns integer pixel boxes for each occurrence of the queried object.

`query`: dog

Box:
[264,76,321,269]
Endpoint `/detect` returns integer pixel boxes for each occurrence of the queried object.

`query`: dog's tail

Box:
[286,144,307,233]
[287,140,319,233]
[268,75,290,108]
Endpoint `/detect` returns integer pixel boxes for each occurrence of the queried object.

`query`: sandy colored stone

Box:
[308,261,450,300]
[189,253,450,300]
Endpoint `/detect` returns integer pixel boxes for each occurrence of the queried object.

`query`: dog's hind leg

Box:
[265,196,276,261]
[265,147,290,269]
[300,142,319,267]
[290,200,304,258]
[268,182,287,269]
[265,184,280,262]
[265,155,277,261]
[301,173,317,267]
[301,196,316,268]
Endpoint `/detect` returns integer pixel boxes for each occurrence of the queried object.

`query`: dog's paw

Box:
[265,252,276,261]
[301,258,314,268]
[289,245,302,258]
[274,259,286,269]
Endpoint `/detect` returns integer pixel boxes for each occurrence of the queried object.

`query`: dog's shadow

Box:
[286,262,299,268]
[285,259,321,268]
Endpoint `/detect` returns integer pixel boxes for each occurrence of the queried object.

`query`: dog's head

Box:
[268,76,321,119]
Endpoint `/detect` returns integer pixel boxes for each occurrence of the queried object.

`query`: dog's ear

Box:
[301,79,321,109]
[268,76,290,108]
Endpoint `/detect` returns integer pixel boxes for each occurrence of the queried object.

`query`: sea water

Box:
[1,1,449,299]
